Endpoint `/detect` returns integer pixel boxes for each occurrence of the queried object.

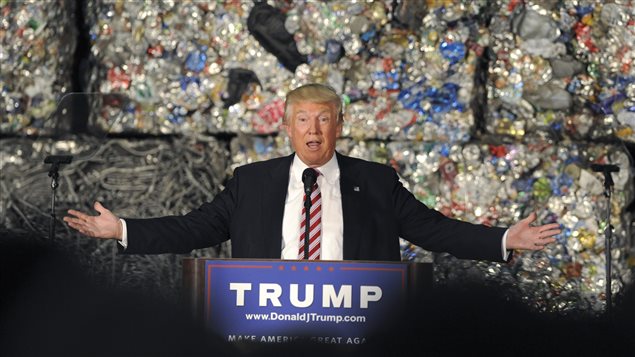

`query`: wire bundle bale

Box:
[0,135,230,303]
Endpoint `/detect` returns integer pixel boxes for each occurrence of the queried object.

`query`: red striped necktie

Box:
[298,172,321,260]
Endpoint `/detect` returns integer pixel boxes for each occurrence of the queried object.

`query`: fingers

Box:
[533,237,556,248]
[520,225,559,250]
[535,222,561,240]
[523,212,537,223]
[543,237,556,245]
[540,229,561,238]
[64,218,94,237]
[63,216,85,226]
[68,202,108,219]
[538,223,561,232]
[64,215,91,230]
[94,201,108,214]
[64,209,97,237]
[64,212,93,233]
[66,209,90,220]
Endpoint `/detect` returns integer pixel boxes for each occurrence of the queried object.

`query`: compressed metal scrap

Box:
[86,0,489,142]
[0,135,230,302]
[351,139,633,314]
[0,0,77,135]
[282,0,486,142]
[486,0,635,143]
[85,0,293,135]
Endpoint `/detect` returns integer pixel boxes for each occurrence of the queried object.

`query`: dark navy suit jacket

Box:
[124,152,508,262]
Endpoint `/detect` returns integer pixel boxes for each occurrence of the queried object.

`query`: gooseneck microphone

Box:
[301,168,318,259]
[590,164,619,173]
[44,155,74,241]
[590,163,619,193]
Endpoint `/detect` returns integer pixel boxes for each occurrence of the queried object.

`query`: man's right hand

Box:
[63,201,123,240]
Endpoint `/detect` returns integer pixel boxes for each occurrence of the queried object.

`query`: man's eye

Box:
[319,117,330,122]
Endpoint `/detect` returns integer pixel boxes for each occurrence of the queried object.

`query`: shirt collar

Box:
[291,152,340,186]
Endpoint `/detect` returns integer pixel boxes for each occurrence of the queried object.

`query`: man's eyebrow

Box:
[295,110,332,116]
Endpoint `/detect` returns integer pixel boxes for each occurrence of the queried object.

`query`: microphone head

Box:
[44,155,73,165]
[302,168,318,191]
[590,164,619,173]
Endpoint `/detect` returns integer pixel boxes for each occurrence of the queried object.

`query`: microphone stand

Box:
[592,164,618,319]
[44,155,72,240]
[301,168,317,260]
[304,190,311,260]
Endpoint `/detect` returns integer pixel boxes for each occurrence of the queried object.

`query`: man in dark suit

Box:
[64,83,560,262]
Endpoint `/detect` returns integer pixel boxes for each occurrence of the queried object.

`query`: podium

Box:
[183,258,432,345]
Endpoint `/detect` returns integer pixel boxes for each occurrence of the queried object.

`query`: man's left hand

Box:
[506,212,561,251]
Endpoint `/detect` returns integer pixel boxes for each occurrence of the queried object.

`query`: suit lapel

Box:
[261,154,293,258]
[337,153,364,260]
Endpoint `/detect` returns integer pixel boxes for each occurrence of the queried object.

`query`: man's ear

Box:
[281,123,292,138]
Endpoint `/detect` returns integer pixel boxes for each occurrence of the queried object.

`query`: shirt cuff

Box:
[502,229,511,260]
[118,218,128,249]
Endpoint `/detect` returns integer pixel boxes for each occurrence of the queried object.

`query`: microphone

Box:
[589,163,620,315]
[590,164,619,173]
[43,155,73,241]
[591,164,618,195]
[301,168,318,260]
[302,168,318,196]
[44,155,73,165]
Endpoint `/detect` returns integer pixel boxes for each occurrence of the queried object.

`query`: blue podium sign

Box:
[203,260,408,344]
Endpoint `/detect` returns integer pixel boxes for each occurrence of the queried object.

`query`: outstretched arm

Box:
[506,212,560,251]
[64,201,123,240]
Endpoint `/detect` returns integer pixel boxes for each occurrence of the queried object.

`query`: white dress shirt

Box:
[280,153,343,260]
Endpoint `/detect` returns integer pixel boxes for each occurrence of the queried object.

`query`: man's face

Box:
[285,101,342,168]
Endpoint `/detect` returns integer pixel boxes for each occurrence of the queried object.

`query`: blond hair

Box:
[284,83,343,124]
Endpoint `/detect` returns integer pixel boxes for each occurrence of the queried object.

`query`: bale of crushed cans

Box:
[0,0,77,135]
